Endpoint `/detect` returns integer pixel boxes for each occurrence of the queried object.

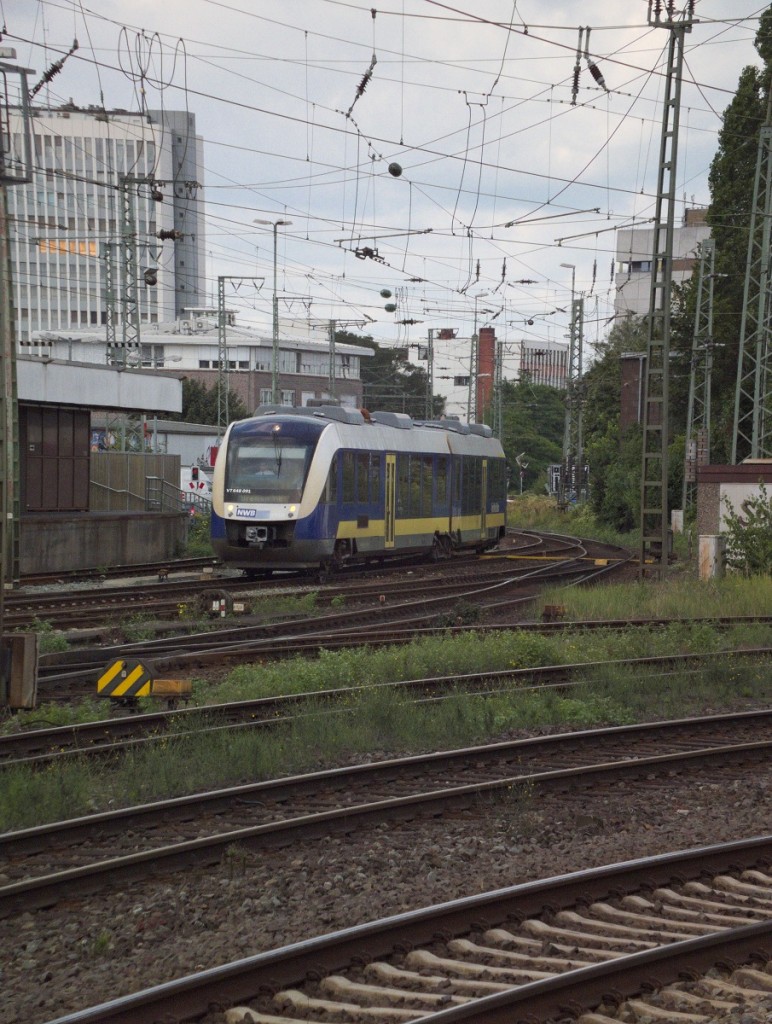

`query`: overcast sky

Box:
[5,1,768,373]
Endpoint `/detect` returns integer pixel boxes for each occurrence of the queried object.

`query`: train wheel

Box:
[431,535,453,561]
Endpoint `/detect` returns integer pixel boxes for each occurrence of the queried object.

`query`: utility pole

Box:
[328,320,336,399]
[0,52,34,703]
[467,293,489,423]
[560,295,585,505]
[638,0,693,577]
[254,219,292,404]
[732,100,772,462]
[492,339,503,440]
[102,241,118,361]
[106,176,198,366]
[682,238,715,513]
[425,328,434,419]
[118,175,142,358]
[216,276,264,433]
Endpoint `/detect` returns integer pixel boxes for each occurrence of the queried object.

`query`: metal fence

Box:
[90,452,182,512]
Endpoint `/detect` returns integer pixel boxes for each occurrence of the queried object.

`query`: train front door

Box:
[384,453,396,548]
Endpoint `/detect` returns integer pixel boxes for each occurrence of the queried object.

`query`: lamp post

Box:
[255,218,292,403]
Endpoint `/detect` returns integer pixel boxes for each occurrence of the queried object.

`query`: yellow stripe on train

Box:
[335,511,506,540]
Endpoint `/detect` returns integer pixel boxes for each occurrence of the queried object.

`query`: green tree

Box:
[672,7,772,463]
[581,316,647,530]
[722,482,772,576]
[170,378,248,425]
[499,379,564,493]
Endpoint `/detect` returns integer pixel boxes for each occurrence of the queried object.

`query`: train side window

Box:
[369,453,381,502]
[435,455,449,513]
[410,456,422,516]
[342,451,356,503]
[397,454,409,516]
[322,454,338,504]
[452,455,462,504]
[421,456,433,515]
[356,452,369,502]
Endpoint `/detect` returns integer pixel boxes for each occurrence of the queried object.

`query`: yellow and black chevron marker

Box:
[97,659,153,699]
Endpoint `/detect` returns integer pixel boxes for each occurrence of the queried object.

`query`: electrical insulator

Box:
[586,59,607,91]
[144,268,158,286]
[388,162,402,177]
[151,188,164,202]
[157,229,182,241]
[380,288,392,298]
[384,302,397,313]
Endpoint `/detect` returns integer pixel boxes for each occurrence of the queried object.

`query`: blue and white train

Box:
[211,405,508,576]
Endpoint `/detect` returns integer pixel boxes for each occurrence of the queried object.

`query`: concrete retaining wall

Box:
[20,512,188,574]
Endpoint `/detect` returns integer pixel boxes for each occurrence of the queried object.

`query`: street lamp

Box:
[255,218,293,403]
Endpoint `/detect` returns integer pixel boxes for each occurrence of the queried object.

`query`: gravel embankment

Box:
[1,752,770,1024]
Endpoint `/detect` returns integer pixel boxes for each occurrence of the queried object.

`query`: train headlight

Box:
[288,504,296,519]
[227,503,235,515]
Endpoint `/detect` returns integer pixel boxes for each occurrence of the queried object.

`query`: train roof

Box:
[250,405,494,438]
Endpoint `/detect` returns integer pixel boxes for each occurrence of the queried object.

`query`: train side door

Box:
[480,459,488,538]
[384,453,396,548]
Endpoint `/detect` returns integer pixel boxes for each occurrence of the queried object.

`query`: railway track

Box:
[30,553,637,698]
[43,836,772,1024]
[9,531,631,632]
[5,647,772,763]
[2,711,769,920]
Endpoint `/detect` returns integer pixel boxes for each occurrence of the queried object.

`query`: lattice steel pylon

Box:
[560,296,584,506]
[492,339,503,439]
[639,1,693,578]
[682,239,715,513]
[732,118,772,463]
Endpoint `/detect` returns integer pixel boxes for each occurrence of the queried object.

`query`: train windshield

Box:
[225,440,311,504]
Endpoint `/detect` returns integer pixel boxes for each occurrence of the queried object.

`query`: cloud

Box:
[8,0,764,355]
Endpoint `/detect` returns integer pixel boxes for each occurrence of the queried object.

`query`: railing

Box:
[146,476,188,513]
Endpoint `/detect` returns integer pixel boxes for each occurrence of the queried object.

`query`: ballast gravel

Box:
[0,753,770,1024]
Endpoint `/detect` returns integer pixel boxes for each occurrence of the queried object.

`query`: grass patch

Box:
[541,574,772,622]
[246,590,320,620]
[0,633,769,832]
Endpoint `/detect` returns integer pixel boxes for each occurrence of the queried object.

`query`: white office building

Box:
[32,312,371,412]
[520,339,568,389]
[614,207,710,317]
[7,104,206,343]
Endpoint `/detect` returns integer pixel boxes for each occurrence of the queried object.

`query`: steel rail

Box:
[1,734,769,919]
[406,923,772,1023]
[2,708,770,852]
[33,555,629,685]
[7,650,772,765]
[41,835,772,1024]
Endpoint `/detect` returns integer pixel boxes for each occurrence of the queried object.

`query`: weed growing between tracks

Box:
[539,574,771,622]
[0,639,770,831]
